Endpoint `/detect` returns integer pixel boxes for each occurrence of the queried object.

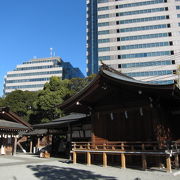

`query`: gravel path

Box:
[0,154,179,180]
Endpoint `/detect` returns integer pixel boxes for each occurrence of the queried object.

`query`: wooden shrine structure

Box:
[26,113,91,156]
[59,65,180,172]
[0,107,32,155]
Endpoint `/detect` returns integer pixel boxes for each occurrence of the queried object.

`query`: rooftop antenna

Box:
[50,48,53,57]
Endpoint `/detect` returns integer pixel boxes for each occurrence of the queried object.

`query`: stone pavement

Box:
[0,154,180,180]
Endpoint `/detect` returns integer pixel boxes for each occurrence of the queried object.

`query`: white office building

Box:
[87,0,180,84]
[4,57,84,94]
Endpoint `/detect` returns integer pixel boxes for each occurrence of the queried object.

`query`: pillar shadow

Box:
[27,165,117,180]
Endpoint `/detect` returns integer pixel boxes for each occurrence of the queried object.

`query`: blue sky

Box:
[0,0,86,96]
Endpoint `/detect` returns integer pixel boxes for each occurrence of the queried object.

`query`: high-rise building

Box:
[86,0,180,84]
[4,57,84,94]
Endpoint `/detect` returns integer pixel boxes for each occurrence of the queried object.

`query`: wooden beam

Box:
[87,152,91,165]
[103,152,107,167]
[17,142,26,153]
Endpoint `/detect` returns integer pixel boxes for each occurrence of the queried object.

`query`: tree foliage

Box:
[3,90,38,121]
[0,97,5,107]
[68,74,96,96]
[1,74,96,124]
[30,77,71,124]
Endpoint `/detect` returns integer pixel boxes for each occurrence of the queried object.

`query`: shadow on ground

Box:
[27,165,117,180]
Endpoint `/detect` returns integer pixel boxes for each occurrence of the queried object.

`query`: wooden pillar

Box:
[175,154,179,169]
[87,152,91,165]
[141,144,147,170]
[121,153,126,169]
[37,137,40,150]
[121,142,126,169]
[166,155,172,172]
[30,141,33,153]
[142,155,147,170]
[73,151,77,164]
[103,152,107,167]
[13,136,17,156]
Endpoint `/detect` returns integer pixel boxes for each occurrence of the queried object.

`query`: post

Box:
[30,141,33,153]
[121,153,126,169]
[87,152,91,165]
[73,151,77,164]
[121,142,126,169]
[37,137,40,150]
[166,155,172,172]
[87,143,90,150]
[142,155,147,170]
[175,154,179,169]
[141,144,147,170]
[103,152,107,167]
[13,136,17,156]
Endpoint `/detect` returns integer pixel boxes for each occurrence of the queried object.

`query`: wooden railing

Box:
[71,141,180,172]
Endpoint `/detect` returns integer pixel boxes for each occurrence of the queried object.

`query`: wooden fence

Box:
[71,141,180,172]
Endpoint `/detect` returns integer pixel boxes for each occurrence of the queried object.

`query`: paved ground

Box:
[0,154,180,180]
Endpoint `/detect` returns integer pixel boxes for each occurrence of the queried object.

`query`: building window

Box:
[98,47,110,52]
[126,70,173,77]
[121,60,173,68]
[98,38,110,43]
[98,6,109,11]
[119,15,167,25]
[7,70,62,77]
[98,0,109,3]
[116,7,166,17]
[98,14,109,19]
[119,24,169,33]
[116,0,167,9]
[120,42,170,50]
[98,22,109,27]
[120,33,169,41]
[98,56,111,60]
[120,51,171,59]
[98,30,110,35]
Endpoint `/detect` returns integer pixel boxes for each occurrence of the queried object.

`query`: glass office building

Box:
[86,0,180,83]
[4,57,84,94]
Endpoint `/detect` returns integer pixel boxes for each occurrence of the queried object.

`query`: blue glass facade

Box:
[87,0,98,76]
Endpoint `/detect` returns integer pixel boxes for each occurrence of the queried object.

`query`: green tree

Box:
[4,90,38,121]
[30,76,71,124]
[0,97,5,107]
[2,75,96,124]
[68,74,96,96]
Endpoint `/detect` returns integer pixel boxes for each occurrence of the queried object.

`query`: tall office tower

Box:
[4,57,84,95]
[86,0,180,84]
